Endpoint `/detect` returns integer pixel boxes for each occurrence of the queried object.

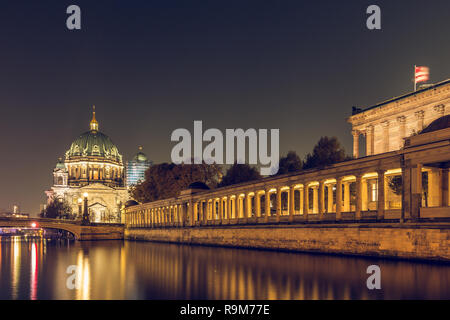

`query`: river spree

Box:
[0,236,449,300]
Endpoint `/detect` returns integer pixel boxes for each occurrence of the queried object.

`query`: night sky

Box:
[0,0,449,214]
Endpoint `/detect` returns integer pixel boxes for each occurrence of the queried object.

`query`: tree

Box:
[303,136,350,170]
[41,197,74,219]
[131,162,222,203]
[218,163,261,187]
[388,176,403,196]
[277,151,302,175]
[388,172,429,205]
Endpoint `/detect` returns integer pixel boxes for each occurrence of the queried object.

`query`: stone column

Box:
[248,193,253,218]
[199,201,204,224]
[227,197,232,220]
[352,130,359,158]
[415,111,424,133]
[303,184,309,218]
[442,168,449,207]
[299,187,304,214]
[185,202,190,226]
[361,178,368,211]
[355,175,362,220]
[172,206,176,225]
[177,205,181,226]
[235,194,240,219]
[244,193,250,222]
[192,202,198,224]
[327,184,334,213]
[219,198,224,223]
[397,116,406,149]
[382,120,390,153]
[366,125,374,156]
[276,188,282,222]
[312,186,318,214]
[343,182,350,212]
[377,170,385,220]
[208,200,213,221]
[255,192,261,217]
[319,181,325,219]
[428,169,441,207]
[336,177,343,220]
[411,164,423,220]
[289,185,295,222]
[264,189,270,222]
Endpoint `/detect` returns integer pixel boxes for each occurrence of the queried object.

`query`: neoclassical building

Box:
[46,107,129,222]
[348,79,450,158]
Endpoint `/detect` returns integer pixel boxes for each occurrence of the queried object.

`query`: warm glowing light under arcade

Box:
[31,222,37,228]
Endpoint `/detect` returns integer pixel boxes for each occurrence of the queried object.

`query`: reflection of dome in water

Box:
[420,115,450,134]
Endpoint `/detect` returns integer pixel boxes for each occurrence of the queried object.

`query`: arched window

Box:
[92,145,100,155]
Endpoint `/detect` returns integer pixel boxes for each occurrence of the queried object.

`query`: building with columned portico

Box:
[348,79,450,158]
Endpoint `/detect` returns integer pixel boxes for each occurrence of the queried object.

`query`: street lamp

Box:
[77,198,83,220]
[82,192,90,225]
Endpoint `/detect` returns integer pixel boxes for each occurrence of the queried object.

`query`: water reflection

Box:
[0,236,449,300]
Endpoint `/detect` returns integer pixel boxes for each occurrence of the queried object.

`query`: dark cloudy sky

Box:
[0,0,449,214]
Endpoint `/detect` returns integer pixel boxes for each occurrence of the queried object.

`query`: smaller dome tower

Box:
[126,146,152,187]
[53,157,68,186]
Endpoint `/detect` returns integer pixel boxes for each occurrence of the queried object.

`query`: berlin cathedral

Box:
[45,107,130,223]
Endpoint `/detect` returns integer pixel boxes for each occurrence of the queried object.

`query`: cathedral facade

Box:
[45,108,129,223]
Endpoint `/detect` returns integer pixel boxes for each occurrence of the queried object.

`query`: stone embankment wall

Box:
[125,223,450,261]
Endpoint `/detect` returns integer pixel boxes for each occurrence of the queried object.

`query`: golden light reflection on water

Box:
[76,251,91,300]
[11,237,21,299]
[0,237,449,299]
[30,242,38,300]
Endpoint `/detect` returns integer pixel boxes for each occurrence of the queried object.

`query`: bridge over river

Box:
[0,217,124,240]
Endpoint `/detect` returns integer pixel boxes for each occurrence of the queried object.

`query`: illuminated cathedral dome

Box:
[66,130,122,163]
[62,107,125,188]
[65,107,123,164]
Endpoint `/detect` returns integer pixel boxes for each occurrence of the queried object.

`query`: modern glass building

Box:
[126,146,152,187]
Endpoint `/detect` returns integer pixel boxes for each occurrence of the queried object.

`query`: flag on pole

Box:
[415,66,430,84]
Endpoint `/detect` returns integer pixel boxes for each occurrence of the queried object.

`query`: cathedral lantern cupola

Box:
[90,105,99,132]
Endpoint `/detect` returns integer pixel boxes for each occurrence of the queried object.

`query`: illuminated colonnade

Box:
[125,126,450,228]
